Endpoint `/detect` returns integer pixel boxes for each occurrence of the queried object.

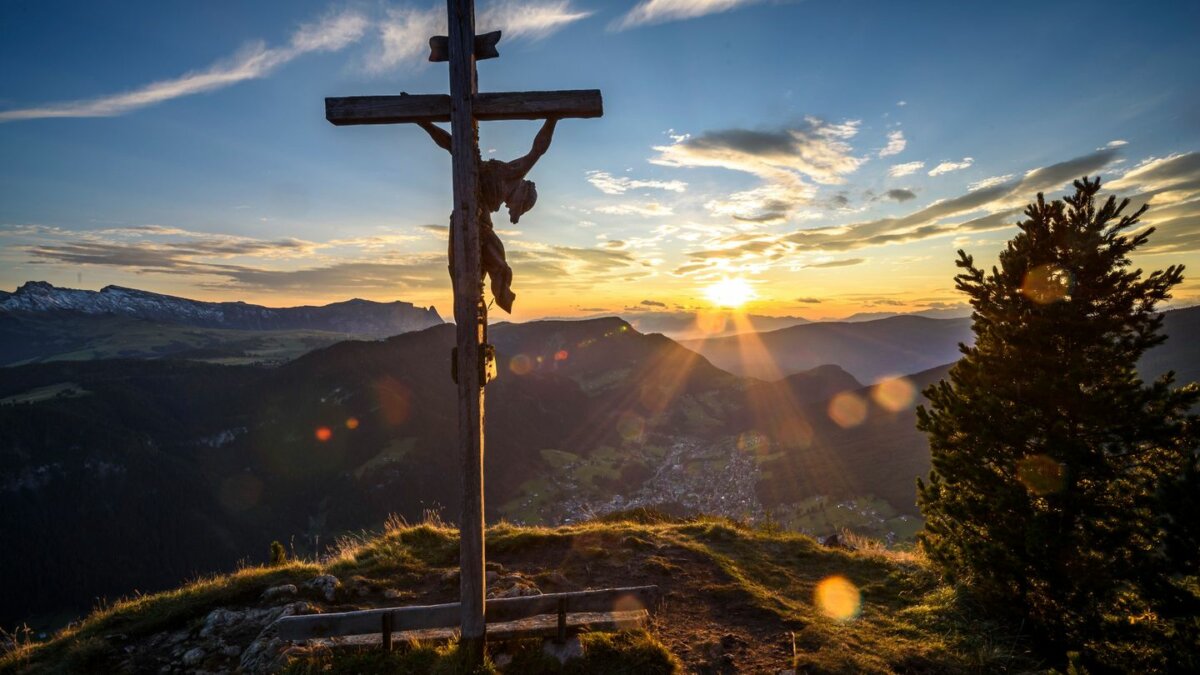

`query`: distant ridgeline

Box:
[0,281,443,334]
[0,281,444,366]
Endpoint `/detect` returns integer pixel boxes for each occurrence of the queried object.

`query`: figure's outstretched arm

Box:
[417,121,453,153]
[507,118,558,178]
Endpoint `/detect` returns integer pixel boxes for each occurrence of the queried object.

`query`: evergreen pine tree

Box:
[916,177,1199,670]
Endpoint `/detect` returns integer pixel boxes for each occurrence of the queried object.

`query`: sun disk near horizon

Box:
[704,277,756,308]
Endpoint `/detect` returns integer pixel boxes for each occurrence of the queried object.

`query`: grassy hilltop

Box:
[1,512,1035,674]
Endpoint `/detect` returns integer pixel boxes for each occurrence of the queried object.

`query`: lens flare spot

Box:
[373,376,412,426]
[612,593,646,628]
[345,417,360,430]
[314,426,333,442]
[871,376,915,412]
[554,349,569,362]
[617,411,645,443]
[736,431,770,455]
[509,353,533,375]
[218,473,262,512]
[704,277,756,308]
[828,392,868,428]
[815,575,861,621]
[1021,263,1073,304]
[1017,454,1066,495]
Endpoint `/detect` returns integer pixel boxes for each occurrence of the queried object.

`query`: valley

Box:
[1,293,1196,632]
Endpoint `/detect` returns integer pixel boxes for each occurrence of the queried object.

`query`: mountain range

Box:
[0,282,444,366]
[0,287,1196,629]
[1,280,442,334]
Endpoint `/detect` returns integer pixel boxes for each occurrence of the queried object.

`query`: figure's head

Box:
[506,180,537,224]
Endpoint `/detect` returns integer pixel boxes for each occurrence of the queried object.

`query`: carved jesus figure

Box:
[417,118,557,314]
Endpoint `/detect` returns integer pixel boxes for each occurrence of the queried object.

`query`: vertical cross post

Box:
[445,0,487,664]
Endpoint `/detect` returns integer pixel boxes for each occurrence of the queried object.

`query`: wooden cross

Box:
[323,0,601,662]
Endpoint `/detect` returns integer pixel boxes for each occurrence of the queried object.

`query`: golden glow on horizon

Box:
[704,277,756,308]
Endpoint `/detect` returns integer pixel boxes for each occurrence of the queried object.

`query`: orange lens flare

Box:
[345,417,360,429]
[828,392,868,428]
[815,575,861,621]
[736,431,770,454]
[612,593,646,629]
[1017,454,1066,495]
[314,426,333,442]
[871,376,915,412]
[509,353,533,375]
[617,411,645,442]
[373,376,412,426]
[554,349,569,362]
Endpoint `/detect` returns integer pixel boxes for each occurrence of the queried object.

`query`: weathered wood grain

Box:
[446,0,488,657]
[273,586,659,641]
[428,30,501,62]
[325,90,604,125]
[305,610,650,647]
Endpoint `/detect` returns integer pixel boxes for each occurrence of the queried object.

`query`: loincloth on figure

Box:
[447,207,516,314]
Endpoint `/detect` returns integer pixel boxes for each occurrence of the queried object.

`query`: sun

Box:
[704,277,756,308]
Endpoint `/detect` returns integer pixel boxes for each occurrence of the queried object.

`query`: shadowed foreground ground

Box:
[0,512,1038,674]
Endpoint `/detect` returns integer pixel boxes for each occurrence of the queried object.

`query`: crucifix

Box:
[323,0,602,662]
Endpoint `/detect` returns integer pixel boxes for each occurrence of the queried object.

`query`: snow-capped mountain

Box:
[0,281,443,337]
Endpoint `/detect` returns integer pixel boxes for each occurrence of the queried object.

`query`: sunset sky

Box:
[2,0,1198,321]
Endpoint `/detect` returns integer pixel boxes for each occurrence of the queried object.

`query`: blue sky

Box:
[2,0,1198,320]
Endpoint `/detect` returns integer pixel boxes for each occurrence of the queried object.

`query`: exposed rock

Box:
[542,636,584,663]
[181,647,206,666]
[492,582,542,599]
[302,574,340,602]
[261,584,297,601]
[237,602,313,674]
[540,571,570,588]
[200,609,244,638]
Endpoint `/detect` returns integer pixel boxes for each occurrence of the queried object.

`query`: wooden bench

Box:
[273,585,659,649]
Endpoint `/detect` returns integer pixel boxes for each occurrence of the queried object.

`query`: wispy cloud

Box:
[3,219,650,295]
[369,1,591,72]
[968,174,1013,191]
[615,0,765,30]
[651,118,865,223]
[595,202,675,217]
[0,9,368,122]
[671,148,1125,277]
[888,161,924,177]
[928,157,974,176]
[878,130,906,158]
[805,258,865,268]
[586,171,687,194]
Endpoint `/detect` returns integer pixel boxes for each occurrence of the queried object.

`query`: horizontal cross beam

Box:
[272,585,657,641]
[326,90,603,126]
